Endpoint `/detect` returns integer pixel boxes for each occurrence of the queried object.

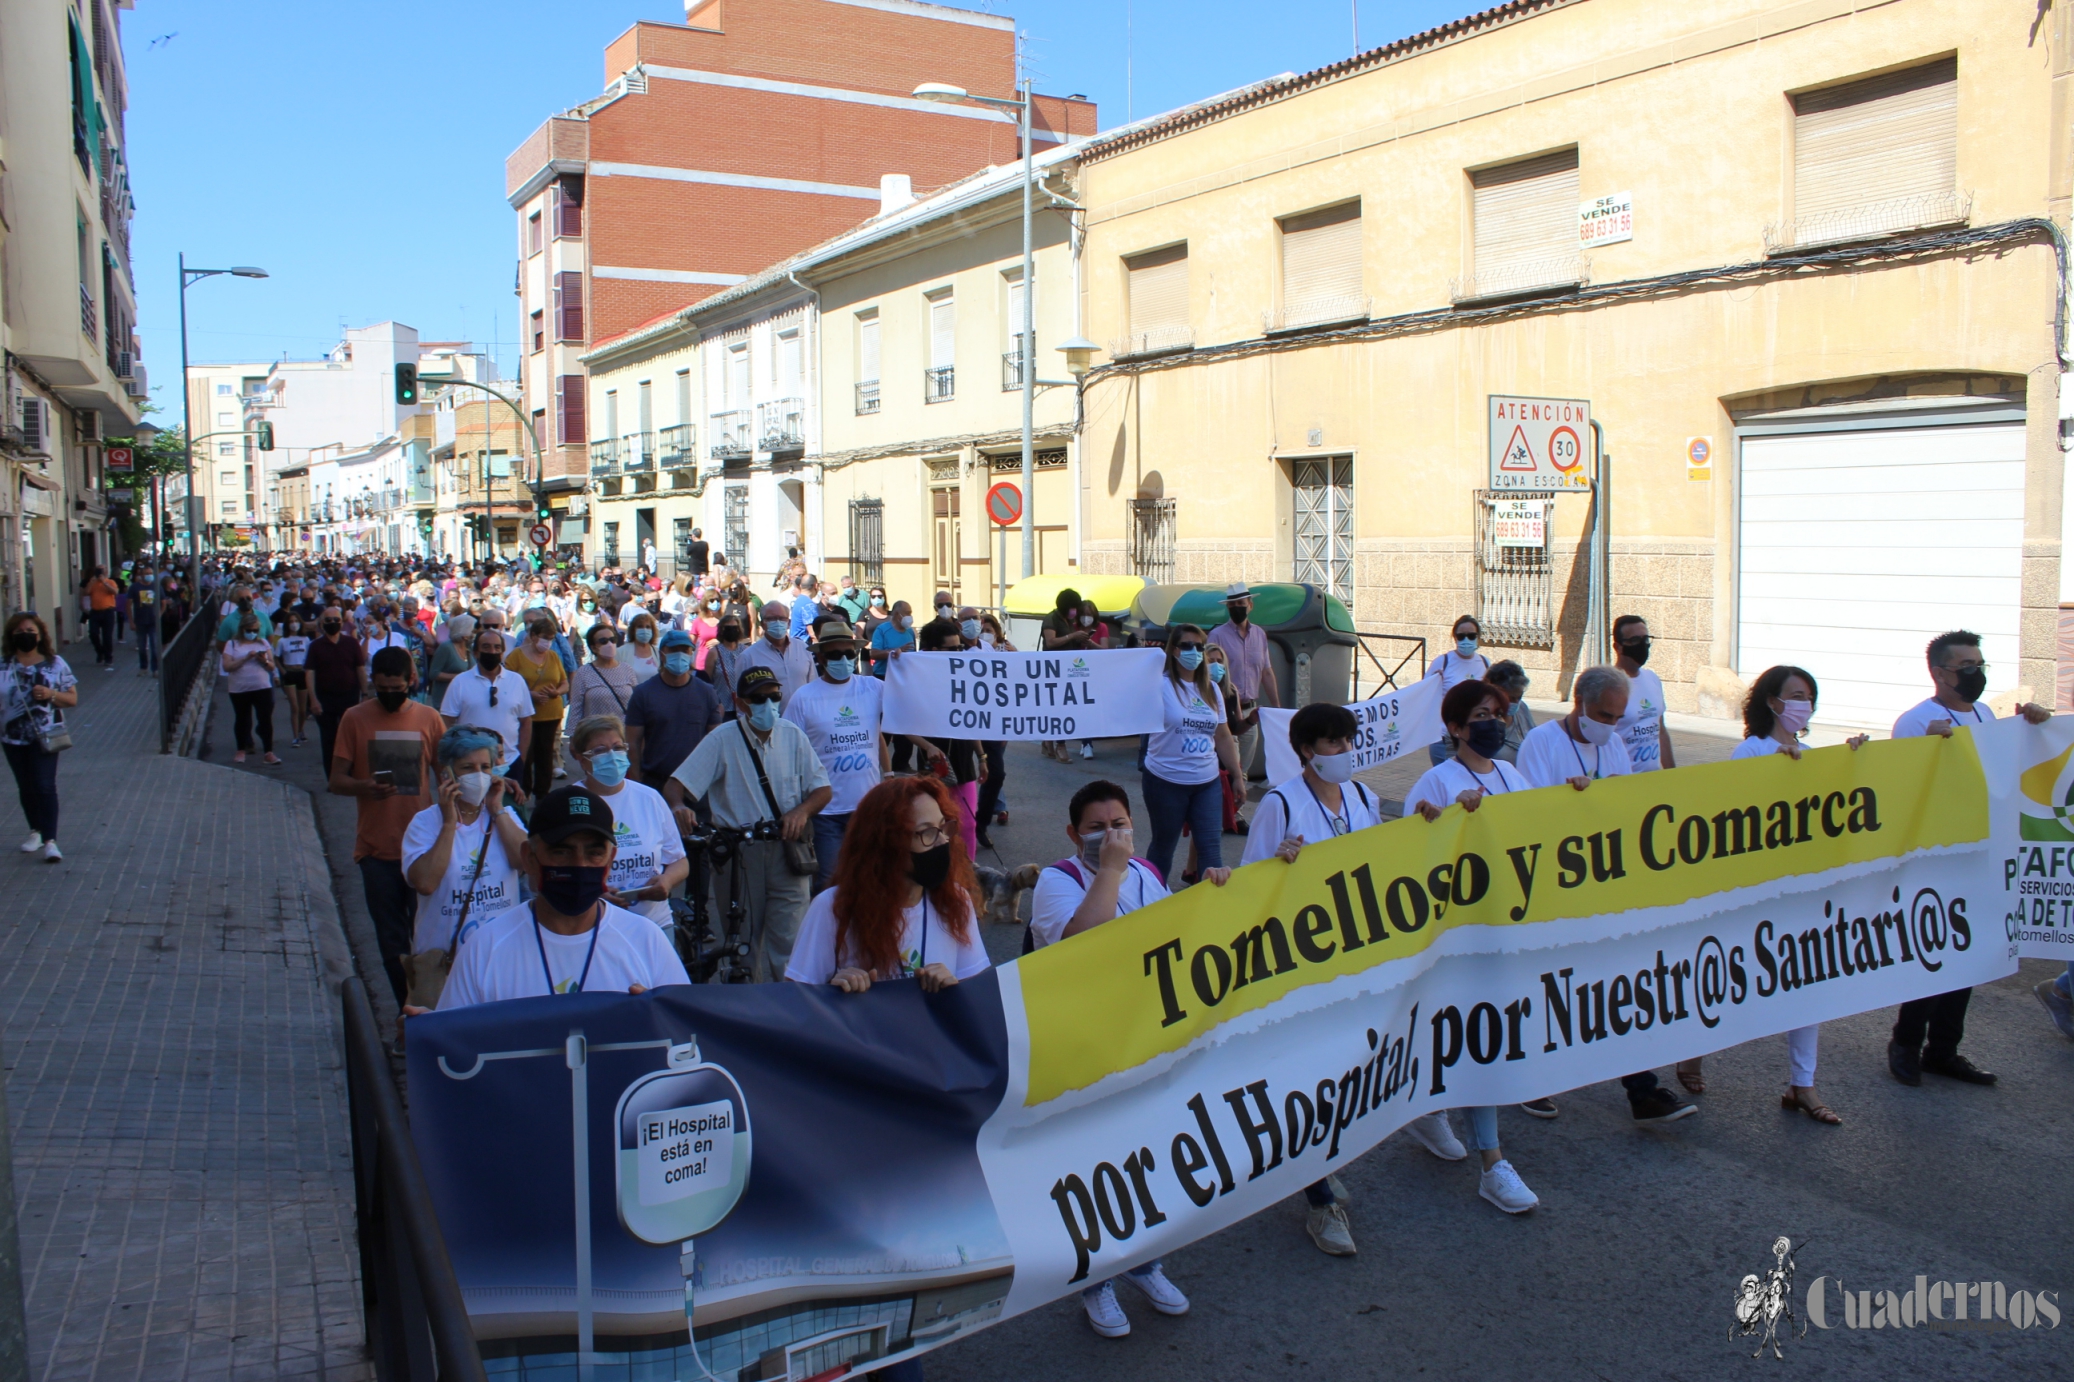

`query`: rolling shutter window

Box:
[1126,244,1189,337]
[1792,58,1957,220]
[555,375,585,445]
[554,271,584,342]
[857,314,880,383]
[555,175,584,237]
[1279,202,1363,313]
[929,294,955,370]
[1471,150,1580,287]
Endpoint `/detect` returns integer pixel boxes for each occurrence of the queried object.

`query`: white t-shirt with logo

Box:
[1240,775,1387,866]
[1143,677,1225,786]
[1514,717,1634,790]
[1029,857,1171,948]
[400,804,528,953]
[593,778,686,926]
[1615,668,1667,771]
[782,675,884,816]
[439,667,536,769]
[436,902,689,1009]
[785,888,992,984]
[1404,756,1532,815]
[1892,696,1993,739]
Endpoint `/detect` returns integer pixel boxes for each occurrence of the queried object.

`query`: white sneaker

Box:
[1478,1158,1538,1214]
[1120,1263,1189,1316]
[1081,1280,1130,1338]
[41,840,61,863]
[18,833,40,853]
[1306,1202,1357,1256]
[1404,1111,1466,1161]
[553,765,567,779]
[1080,742,1094,759]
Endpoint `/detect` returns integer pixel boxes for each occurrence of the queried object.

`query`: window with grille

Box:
[1473,490,1554,647]
[1290,457,1352,601]
[1119,244,1190,357]
[724,485,750,568]
[856,311,881,414]
[849,498,884,585]
[1460,149,1583,302]
[1128,498,1176,584]
[926,292,955,401]
[1775,57,1962,251]
[1274,203,1365,331]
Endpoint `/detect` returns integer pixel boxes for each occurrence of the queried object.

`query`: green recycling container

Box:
[1129,582,1358,706]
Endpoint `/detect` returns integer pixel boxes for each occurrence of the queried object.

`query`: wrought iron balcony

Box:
[1001,351,1026,391]
[924,366,955,404]
[855,381,880,415]
[1109,327,1193,360]
[758,398,805,451]
[621,431,655,473]
[658,423,696,469]
[79,284,97,342]
[589,438,622,477]
[710,409,752,459]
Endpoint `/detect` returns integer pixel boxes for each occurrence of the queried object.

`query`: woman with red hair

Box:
[785,775,990,992]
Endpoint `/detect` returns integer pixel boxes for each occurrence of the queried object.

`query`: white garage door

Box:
[1737,421,2025,731]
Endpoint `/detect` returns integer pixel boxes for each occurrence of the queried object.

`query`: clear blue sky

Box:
[128,0,1470,394]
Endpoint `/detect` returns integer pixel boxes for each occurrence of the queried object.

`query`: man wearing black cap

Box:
[780,619,887,889]
[668,665,830,980]
[424,785,689,1010]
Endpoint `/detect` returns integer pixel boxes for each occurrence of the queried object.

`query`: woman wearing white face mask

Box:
[1727,665,1868,1126]
[1423,614,1491,764]
[1140,625,1246,886]
[570,714,688,928]
[401,727,529,960]
[622,611,663,680]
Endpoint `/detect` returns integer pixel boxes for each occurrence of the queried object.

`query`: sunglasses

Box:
[1175,642,1206,653]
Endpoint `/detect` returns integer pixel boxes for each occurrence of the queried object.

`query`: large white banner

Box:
[883,648,1168,741]
[1259,677,1445,786]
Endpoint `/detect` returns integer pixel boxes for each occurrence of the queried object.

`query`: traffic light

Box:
[537,502,552,523]
[394,362,418,405]
[255,421,274,451]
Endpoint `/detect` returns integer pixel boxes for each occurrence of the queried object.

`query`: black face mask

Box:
[9,631,38,652]
[477,652,502,673]
[1620,638,1651,667]
[323,620,342,634]
[538,863,608,916]
[1952,666,1988,703]
[909,842,953,890]
[375,688,411,713]
[1463,718,1509,758]
[718,624,741,642]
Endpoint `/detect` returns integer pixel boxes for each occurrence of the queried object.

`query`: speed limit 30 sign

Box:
[1488,395,1592,491]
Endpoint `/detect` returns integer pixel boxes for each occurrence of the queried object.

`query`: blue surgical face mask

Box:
[1176,647,1204,672]
[586,749,629,787]
[663,651,693,675]
[960,618,982,641]
[748,698,781,731]
[1457,636,1479,657]
[824,656,855,682]
[1209,662,1227,683]
[633,626,655,644]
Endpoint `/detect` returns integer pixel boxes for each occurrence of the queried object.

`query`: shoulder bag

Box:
[401,815,495,1010]
[739,719,817,876]
[25,665,69,755]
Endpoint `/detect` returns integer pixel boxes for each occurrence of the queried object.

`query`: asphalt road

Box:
[944,726,2074,1381]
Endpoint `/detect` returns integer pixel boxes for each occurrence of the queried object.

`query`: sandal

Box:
[1676,1059,1706,1095]
[1782,1088,1842,1124]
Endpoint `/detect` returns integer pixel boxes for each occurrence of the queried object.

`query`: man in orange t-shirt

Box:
[84,566,119,669]
[329,646,443,1004]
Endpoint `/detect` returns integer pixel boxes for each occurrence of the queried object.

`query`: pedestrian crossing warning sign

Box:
[1488,395,1592,491]
[1498,426,1537,471]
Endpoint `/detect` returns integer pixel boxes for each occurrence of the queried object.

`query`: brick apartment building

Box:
[505,0,1095,513]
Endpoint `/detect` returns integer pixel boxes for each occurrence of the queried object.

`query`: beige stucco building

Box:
[1071,0,2068,729]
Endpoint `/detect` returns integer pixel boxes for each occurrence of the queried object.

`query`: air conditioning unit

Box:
[126,364,148,399]
[115,351,135,380]
[18,399,47,453]
[76,410,101,443]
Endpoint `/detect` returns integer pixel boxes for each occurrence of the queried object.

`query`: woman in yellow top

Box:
[504,613,570,799]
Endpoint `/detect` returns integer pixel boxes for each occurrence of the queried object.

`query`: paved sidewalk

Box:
[0,648,367,1381]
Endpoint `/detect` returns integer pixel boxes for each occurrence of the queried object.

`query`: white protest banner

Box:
[882,647,1169,741]
[1981,711,2074,959]
[1259,677,1445,786]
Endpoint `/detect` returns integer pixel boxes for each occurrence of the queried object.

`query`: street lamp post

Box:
[177,254,267,603]
[915,77,1039,582]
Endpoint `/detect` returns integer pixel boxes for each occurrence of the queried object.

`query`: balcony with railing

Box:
[79,284,97,342]
[1001,351,1027,391]
[658,424,696,469]
[710,410,752,459]
[1449,255,1591,306]
[924,366,955,404]
[758,398,805,451]
[855,381,881,415]
[621,431,655,473]
[1763,190,1972,255]
[1109,326,1194,360]
[1264,293,1372,334]
[589,438,622,478]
